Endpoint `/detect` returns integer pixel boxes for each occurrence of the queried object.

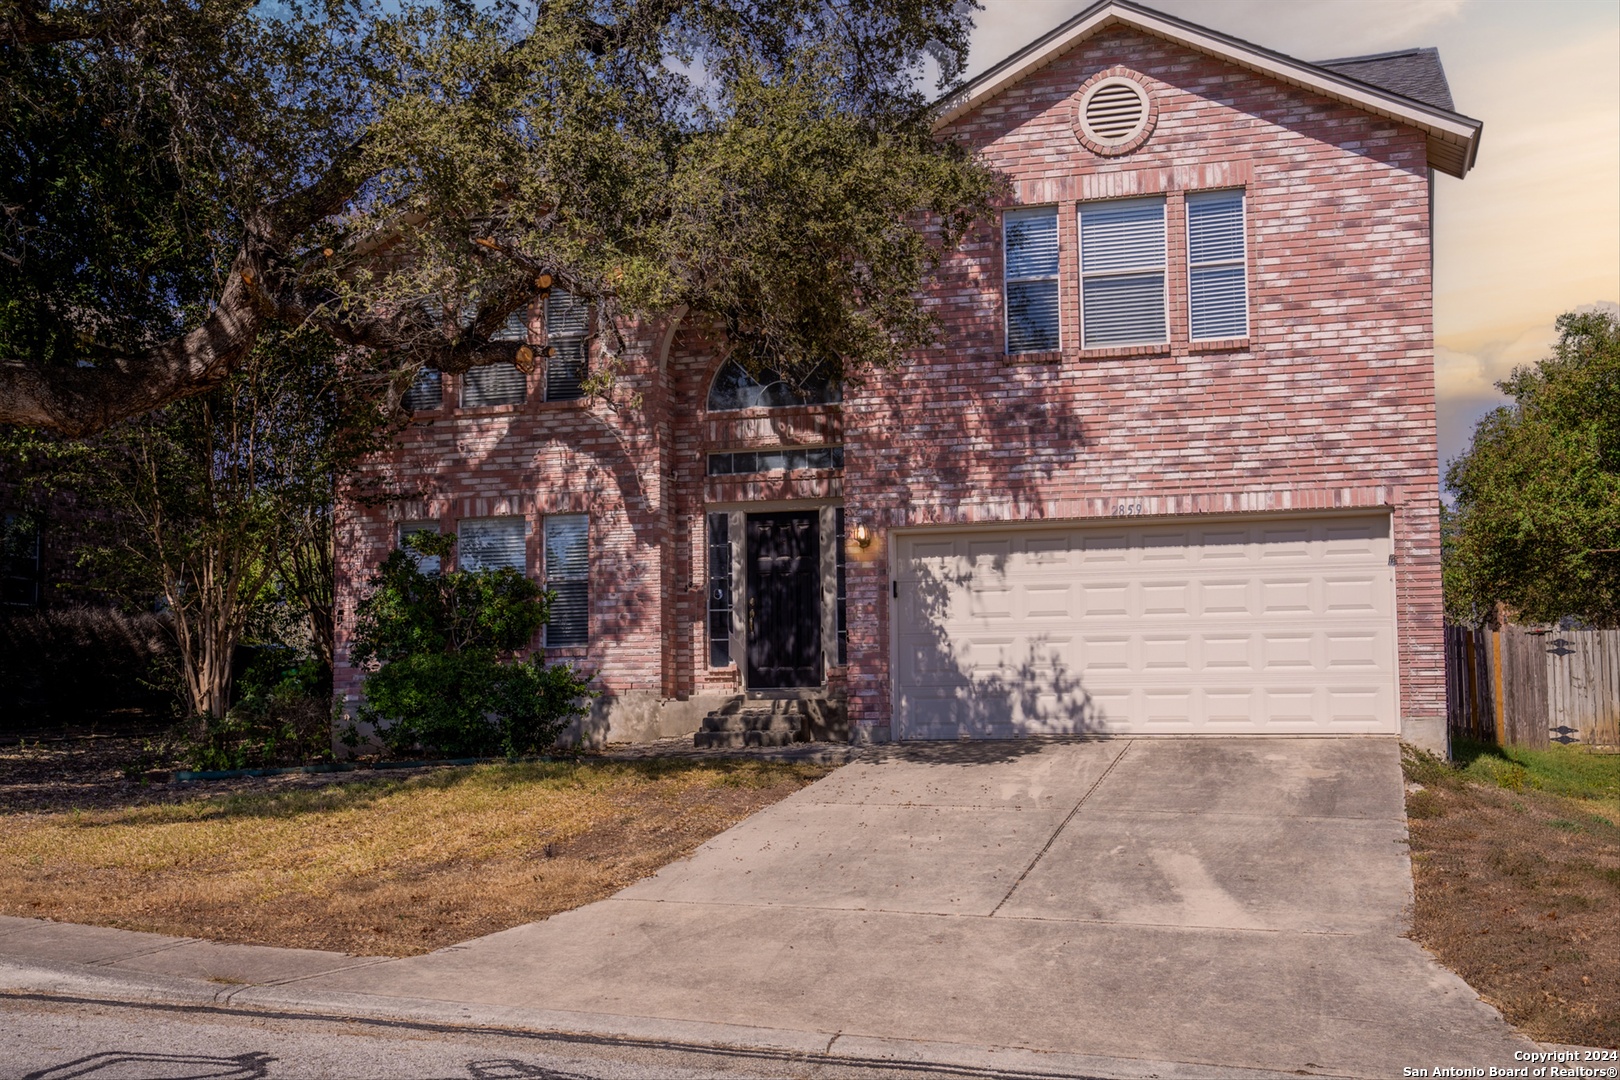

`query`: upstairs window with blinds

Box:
[461,363,528,408]
[490,306,531,343]
[457,516,527,574]
[544,515,589,647]
[1079,196,1166,347]
[402,369,442,412]
[1003,207,1060,354]
[545,292,590,402]
[1187,190,1248,341]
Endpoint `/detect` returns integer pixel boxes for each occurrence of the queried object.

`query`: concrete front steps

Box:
[693,696,850,748]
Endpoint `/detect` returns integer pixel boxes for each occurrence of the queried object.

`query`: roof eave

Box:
[932,0,1483,179]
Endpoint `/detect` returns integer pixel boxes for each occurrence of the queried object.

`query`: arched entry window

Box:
[707,358,840,411]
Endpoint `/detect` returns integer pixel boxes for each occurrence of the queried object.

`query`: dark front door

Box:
[746,511,822,688]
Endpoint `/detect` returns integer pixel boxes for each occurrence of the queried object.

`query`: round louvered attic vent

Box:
[1075,75,1154,155]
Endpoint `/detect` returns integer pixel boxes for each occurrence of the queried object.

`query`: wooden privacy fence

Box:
[1445,625,1620,748]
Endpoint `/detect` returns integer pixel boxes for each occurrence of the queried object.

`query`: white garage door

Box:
[893,513,1397,739]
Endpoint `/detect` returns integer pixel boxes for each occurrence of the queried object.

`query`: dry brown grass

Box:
[1403,746,1620,1048]
[0,757,831,956]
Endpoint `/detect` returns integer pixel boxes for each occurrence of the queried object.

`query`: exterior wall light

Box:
[853,523,872,548]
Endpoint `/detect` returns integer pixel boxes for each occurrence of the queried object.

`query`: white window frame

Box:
[544,292,590,402]
[543,514,589,648]
[1002,206,1062,355]
[398,521,442,575]
[1186,188,1249,342]
[456,516,528,574]
[1077,196,1167,348]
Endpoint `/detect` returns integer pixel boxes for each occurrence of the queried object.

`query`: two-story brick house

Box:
[333,0,1481,753]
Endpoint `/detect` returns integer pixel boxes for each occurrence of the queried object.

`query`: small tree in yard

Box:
[349,532,592,757]
[1444,309,1620,627]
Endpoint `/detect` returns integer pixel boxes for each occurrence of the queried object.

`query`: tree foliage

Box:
[1444,309,1620,627]
[9,323,392,725]
[1,0,999,433]
[350,531,593,757]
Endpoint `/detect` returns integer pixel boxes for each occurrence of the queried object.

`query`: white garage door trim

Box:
[891,511,1399,740]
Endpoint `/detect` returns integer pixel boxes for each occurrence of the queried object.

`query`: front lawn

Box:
[1403,740,1620,1048]
[0,757,831,956]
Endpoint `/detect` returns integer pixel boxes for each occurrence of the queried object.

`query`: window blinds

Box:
[489,308,531,342]
[458,517,526,573]
[546,292,590,401]
[1003,208,1060,354]
[1187,190,1248,340]
[402,369,443,412]
[544,515,589,647]
[399,521,441,575]
[461,363,528,407]
[1080,197,1166,347]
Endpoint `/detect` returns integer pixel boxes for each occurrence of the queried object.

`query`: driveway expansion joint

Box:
[990,739,1135,917]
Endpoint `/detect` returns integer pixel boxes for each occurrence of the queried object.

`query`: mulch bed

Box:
[0,732,365,813]
[1405,767,1620,1048]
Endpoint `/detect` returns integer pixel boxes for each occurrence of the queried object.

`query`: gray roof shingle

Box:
[1315,47,1456,112]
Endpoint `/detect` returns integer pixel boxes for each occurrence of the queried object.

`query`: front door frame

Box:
[714,501,841,692]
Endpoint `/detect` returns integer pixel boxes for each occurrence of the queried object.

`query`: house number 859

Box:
[1112,502,1144,517]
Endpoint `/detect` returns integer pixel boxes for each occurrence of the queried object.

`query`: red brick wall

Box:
[842,26,1441,740]
[336,24,1445,747]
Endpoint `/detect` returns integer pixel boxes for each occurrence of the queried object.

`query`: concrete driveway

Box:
[287,736,1529,1077]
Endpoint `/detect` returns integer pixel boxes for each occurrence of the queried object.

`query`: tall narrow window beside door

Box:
[835,508,848,666]
[544,515,589,647]
[707,513,733,667]
[1003,207,1060,355]
[1187,189,1248,340]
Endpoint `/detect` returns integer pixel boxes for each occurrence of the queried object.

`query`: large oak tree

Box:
[1,0,997,435]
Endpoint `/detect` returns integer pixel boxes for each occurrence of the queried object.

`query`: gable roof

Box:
[934,0,1482,179]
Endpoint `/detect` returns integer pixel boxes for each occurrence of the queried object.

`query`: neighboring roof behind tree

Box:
[934,0,1482,178]
[1315,47,1456,113]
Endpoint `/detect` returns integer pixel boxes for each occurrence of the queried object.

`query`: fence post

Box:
[1491,628,1506,745]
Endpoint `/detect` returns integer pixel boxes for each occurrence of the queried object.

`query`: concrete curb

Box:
[0,955,1335,1080]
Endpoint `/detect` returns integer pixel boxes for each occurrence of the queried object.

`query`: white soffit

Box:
[934,0,1483,179]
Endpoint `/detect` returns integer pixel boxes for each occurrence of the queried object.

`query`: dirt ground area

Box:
[0,735,832,956]
[1404,747,1620,1048]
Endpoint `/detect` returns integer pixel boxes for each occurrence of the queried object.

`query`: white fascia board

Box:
[934,1,1483,177]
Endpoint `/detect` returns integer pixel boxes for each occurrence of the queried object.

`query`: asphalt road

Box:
[0,993,1107,1080]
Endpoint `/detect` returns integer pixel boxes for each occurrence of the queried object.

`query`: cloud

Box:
[966,0,1469,79]
[1434,301,1619,474]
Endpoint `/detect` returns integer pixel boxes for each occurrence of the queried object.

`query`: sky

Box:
[962,0,1620,481]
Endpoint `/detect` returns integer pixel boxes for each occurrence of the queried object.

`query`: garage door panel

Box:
[1141,581,1193,615]
[1201,579,1252,615]
[1143,635,1193,671]
[894,513,1398,738]
[1081,581,1130,615]
[1259,578,1312,614]
[1080,531,1131,562]
[1199,528,1251,558]
[1325,630,1381,669]
[1324,575,1385,614]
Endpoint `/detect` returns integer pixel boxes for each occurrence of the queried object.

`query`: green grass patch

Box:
[1450,738,1620,805]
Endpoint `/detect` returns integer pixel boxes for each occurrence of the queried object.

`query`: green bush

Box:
[350,532,592,757]
[181,650,334,771]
